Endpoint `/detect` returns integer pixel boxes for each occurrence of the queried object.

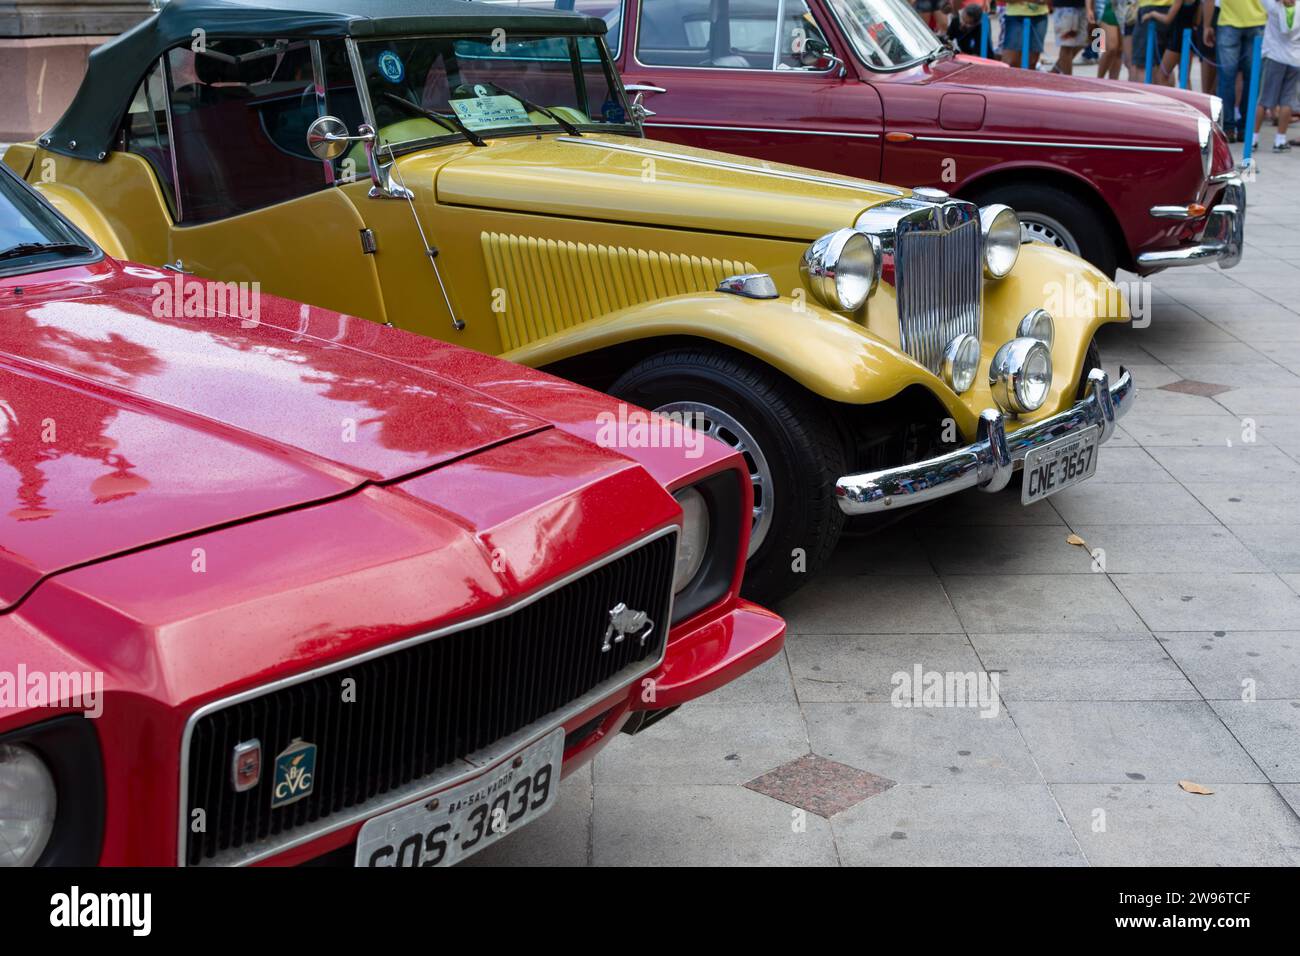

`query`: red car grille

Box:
[181,529,676,866]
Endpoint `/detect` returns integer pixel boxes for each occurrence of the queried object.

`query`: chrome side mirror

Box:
[799,37,841,70]
[306,115,374,161]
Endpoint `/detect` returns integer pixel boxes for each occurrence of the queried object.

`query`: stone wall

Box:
[0,1,153,143]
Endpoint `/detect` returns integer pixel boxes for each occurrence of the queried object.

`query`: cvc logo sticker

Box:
[270,739,317,809]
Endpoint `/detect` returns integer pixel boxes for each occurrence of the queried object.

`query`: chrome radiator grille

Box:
[894,218,982,375]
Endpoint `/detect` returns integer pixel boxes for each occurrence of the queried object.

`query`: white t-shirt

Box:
[1262,0,1300,66]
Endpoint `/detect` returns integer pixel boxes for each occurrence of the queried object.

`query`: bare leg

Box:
[1158,48,1179,86]
[1058,45,1080,74]
[1099,24,1122,78]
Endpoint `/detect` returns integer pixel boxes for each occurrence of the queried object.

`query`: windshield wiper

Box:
[0,241,94,262]
[381,92,487,148]
[487,83,582,137]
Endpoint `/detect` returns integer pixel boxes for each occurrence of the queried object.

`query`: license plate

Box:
[354,726,564,867]
[1021,426,1100,505]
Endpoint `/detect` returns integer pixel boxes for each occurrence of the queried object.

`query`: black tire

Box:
[1076,338,1104,400]
[610,347,846,606]
[971,182,1118,279]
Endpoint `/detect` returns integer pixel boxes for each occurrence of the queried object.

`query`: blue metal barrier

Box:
[1179,27,1191,89]
[1241,32,1264,167]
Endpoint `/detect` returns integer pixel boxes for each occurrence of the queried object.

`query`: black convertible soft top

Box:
[42,0,607,161]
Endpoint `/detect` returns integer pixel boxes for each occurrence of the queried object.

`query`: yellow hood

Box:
[433,133,904,242]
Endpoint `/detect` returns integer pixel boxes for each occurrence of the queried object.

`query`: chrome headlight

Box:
[989,337,1053,414]
[1016,308,1055,347]
[941,333,981,394]
[673,486,710,594]
[1208,95,1224,130]
[1198,116,1212,177]
[801,228,880,311]
[979,204,1020,279]
[0,743,57,867]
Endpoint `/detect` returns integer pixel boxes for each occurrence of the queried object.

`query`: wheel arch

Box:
[541,333,962,475]
[506,292,977,433]
[957,163,1135,273]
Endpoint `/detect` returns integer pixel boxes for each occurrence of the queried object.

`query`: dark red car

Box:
[552,0,1244,276]
[0,163,784,867]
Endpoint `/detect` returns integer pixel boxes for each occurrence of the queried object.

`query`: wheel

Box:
[971,182,1118,278]
[609,347,847,605]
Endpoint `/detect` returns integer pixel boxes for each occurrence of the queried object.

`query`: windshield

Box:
[824,0,943,69]
[0,166,98,278]
[355,34,635,150]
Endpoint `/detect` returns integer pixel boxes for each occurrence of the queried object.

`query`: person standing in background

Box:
[1142,0,1200,84]
[1255,0,1300,150]
[1054,0,1091,70]
[1002,0,1052,67]
[949,3,988,53]
[1095,0,1143,77]
[1135,0,1177,78]
[1205,0,1267,141]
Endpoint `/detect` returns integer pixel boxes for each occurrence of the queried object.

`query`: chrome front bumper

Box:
[835,367,1135,516]
[1137,176,1245,270]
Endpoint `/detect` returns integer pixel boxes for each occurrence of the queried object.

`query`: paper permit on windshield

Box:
[450,92,532,130]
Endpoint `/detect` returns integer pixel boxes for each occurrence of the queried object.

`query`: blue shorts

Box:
[1002,14,1048,56]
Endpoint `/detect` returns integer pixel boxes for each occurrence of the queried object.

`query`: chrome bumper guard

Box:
[1137,176,1245,270]
[835,367,1135,516]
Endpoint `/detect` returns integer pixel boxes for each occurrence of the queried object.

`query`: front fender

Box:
[501,290,978,431]
[982,243,1131,433]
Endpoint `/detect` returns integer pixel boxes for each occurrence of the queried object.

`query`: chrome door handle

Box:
[624,83,667,94]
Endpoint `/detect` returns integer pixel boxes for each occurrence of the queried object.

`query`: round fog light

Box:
[0,744,57,867]
[989,337,1053,414]
[673,486,710,594]
[1016,308,1055,347]
[941,333,981,394]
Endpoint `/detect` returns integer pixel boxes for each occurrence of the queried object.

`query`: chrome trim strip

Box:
[309,40,335,186]
[159,55,184,222]
[177,524,680,867]
[555,137,905,195]
[1150,205,1199,219]
[644,121,879,140]
[912,135,1185,153]
[835,368,1135,515]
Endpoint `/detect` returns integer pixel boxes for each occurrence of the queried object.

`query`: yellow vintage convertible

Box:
[4,0,1134,602]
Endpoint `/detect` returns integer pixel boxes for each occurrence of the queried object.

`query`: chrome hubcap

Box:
[655,401,773,559]
[1019,214,1081,256]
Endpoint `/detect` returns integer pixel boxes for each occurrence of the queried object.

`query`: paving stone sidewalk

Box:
[477,142,1300,867]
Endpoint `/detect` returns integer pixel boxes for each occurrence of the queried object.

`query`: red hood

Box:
[0,260,548,611]
[920,58,1209,141]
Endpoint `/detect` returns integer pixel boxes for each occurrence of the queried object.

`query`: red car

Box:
[573,0,1244,276]
[0,163,784,867]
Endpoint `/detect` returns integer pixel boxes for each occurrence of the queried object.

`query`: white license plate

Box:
[354,726,564,867]
[1021,426,1101,505]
